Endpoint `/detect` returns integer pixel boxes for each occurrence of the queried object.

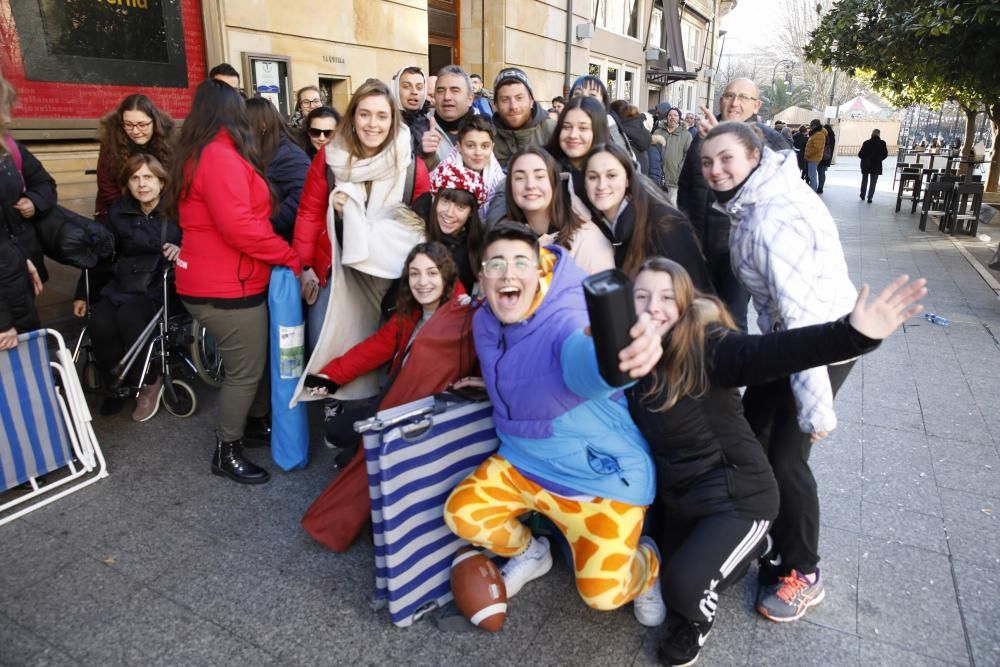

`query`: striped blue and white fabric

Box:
[0,330,72,491]
[363,396,498,627]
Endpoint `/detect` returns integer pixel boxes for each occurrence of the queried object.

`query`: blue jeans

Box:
[807,162,819,191]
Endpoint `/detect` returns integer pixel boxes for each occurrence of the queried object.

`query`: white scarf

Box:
[439,147,506,219]
[326,125,424,278]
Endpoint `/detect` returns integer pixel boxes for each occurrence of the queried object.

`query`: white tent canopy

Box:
[839,96,882,115]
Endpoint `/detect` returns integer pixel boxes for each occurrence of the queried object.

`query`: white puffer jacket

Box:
[718,147,858,434]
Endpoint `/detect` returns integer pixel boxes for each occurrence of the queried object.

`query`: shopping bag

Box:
[269,267,309,471]
[301,447,368,552]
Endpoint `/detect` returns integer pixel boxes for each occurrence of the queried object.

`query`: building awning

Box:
[645,0,698,85]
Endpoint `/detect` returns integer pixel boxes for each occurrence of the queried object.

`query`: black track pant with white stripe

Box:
[659,513,771,625]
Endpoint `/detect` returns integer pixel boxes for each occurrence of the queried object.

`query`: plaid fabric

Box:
[723,149,858,433]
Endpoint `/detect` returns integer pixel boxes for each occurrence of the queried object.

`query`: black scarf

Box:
[713,164,760,204]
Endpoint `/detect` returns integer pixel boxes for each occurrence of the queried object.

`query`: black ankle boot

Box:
[211,437,270,484]
[243,414,272,447]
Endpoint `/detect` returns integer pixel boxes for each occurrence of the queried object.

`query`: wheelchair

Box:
[72,267,224,418]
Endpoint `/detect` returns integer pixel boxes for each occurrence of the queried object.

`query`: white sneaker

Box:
[633,536,667,627]
[501,536,552,598]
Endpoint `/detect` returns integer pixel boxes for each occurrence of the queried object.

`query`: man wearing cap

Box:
[421,65,477,170]
[491,67,557,169]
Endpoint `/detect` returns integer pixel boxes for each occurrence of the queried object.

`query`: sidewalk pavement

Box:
[2,158,998,667]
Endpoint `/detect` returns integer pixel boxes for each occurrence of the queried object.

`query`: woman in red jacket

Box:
[304,241,473,461]
[165,79,302,485]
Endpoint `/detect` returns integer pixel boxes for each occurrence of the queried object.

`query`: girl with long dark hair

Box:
[626,258,925,666]
[245,97,310,242]
[304,241,476,455]
[582,142,712,290]
[427,162,485,294]
[505,146,613,275]
[301,106,341,160]
[167,79,301,485]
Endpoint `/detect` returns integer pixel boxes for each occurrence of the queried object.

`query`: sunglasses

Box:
[308,128,335,139]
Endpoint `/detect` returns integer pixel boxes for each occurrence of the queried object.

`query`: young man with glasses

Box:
[443,221,668,627]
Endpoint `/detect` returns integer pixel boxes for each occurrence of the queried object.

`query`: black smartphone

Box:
[583,269,637,388]
[304,374,338,394]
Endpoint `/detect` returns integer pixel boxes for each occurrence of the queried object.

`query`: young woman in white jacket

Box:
[700,120,858,624]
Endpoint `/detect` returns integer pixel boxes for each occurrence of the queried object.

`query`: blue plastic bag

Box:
[269,267,309,471]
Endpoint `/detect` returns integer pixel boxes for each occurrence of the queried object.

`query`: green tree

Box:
[804,0,1000,191]
[761,80,815,118]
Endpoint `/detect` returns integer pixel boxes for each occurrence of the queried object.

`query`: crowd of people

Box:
[0,64,927,667]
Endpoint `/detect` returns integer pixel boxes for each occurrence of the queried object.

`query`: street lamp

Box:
[769,59,795,121]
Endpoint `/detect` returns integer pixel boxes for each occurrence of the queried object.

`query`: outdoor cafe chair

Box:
[896,168,923,214]
[918,181,955,232]
[948,183,985,236]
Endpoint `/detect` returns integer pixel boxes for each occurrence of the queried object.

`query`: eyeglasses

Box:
[721,92,759,103]
[122,120,153,131]
[481,257,537,279]
[300,98,322,107]
[308,128,334,138]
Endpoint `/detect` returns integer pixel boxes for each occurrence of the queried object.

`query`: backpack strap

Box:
[402,157,416,206]
[4,135,25,192]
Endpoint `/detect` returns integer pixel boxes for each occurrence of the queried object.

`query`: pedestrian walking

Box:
[858,129,888,203]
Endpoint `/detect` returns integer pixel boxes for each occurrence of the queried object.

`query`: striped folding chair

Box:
[1,329,108,526]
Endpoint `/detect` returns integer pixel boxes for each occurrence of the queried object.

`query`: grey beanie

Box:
[493,67,534,99]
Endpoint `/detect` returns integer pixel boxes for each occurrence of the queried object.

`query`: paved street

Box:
[2,157,999,667]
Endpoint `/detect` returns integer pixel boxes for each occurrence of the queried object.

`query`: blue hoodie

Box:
[473,246,655,506]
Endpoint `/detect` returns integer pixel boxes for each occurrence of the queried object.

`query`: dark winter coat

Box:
[598,198,714,294]
[493,103,557,168]
[266,135,311,242]
[402,109,431,158]
[1,139,58,283]
[820,124,836,168]
[628,316,879,518]
[618,113,653,176]
[792,132,808,170]
[858,137,889,175]
[101,196,181,306]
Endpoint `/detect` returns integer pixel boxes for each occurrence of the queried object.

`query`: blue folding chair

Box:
[1,329,108,526]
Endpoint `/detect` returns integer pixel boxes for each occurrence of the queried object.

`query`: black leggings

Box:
[89,297,159,385]
[659,510,771,625]
[742,361,855,576]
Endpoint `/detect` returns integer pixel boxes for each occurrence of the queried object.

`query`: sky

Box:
[719,0,778,59]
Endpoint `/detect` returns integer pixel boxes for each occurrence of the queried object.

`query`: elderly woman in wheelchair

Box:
[73,153,181,420]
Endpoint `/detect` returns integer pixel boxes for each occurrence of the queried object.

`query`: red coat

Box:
[320,284,471,391]
[175,131,301,301]
[292,146,431,287]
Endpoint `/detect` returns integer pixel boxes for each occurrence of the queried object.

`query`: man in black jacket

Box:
[677,78,790,332]
[857,129,888,203]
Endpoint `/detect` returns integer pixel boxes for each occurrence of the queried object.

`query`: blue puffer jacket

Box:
[473,245,655,506]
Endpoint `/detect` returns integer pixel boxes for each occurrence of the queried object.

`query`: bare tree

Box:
[771,0,872,110]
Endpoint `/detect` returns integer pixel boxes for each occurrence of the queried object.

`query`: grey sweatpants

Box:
[183,300,269,442]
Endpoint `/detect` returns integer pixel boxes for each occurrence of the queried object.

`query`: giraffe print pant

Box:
[443,454,659,611]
